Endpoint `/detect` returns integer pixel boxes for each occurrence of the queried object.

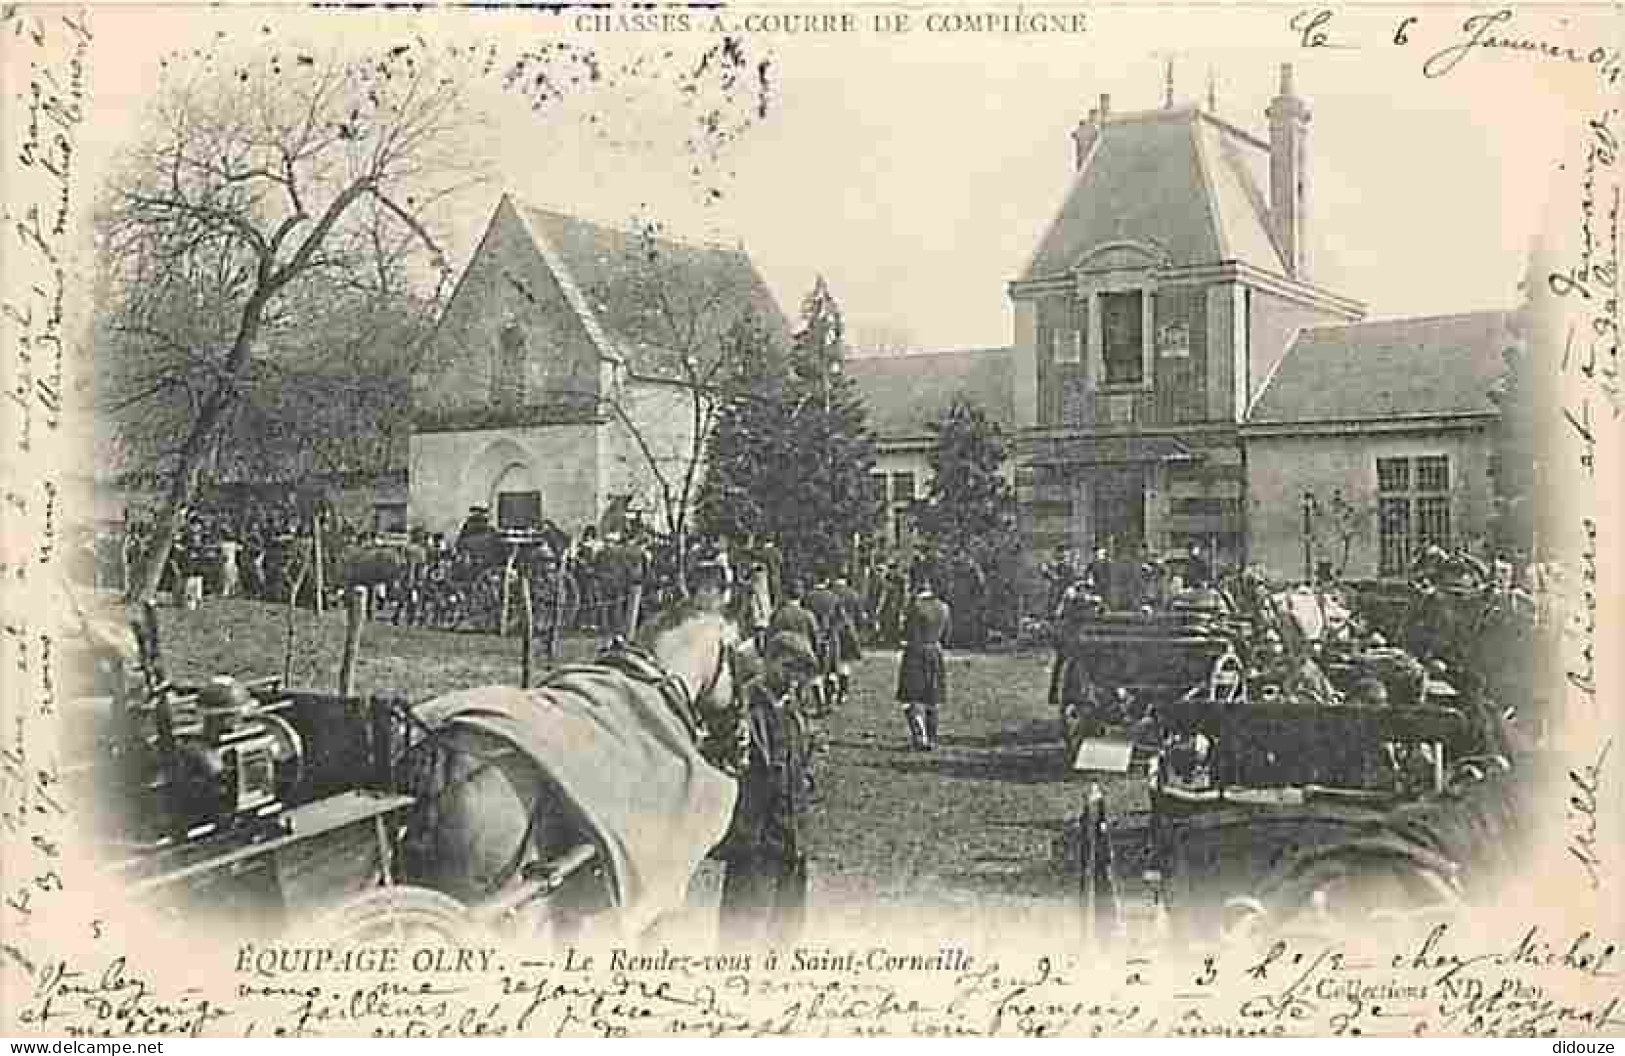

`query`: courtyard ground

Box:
[141,597,1151,943]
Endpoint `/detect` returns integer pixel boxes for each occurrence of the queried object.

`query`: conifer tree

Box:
[697,276,878,574]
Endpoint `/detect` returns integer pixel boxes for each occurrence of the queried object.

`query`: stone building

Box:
[845,348,1013,550]
[409,194,788,539]
[999,64,1509,580]
[1008,64,1363,569]
[1243,310,1510,581]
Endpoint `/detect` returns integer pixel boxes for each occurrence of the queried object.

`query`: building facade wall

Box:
[1245,423,1495,583]
[414,198,602,427]
[409,424,601,539]
[595,376,712,535]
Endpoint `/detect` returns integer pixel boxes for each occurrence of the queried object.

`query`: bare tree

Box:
[99,39,491,600]
[592,218,785,580]
[1307,487,1374,578]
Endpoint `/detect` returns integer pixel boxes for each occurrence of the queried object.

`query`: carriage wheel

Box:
[1219,838,1469,946]
[297,885,479,948]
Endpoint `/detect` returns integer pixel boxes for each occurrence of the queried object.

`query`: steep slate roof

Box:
[1021,106,1286,281]
[1246,310,1512,425]
[512,201,791,380]
[846,347,1013,439]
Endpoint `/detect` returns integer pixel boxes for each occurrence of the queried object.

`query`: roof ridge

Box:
[1188,119,1231,264]
[516,197,748,257]
[1304,307,1512,334]
[849,346,1010,362]
[1193,107,1270,152]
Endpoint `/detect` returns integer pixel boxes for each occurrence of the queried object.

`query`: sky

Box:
[75,4,1606,354]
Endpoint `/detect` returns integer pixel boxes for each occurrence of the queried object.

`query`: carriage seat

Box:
[1210,702,1471,793]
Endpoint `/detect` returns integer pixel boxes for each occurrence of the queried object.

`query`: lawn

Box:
[139,596,1150,944]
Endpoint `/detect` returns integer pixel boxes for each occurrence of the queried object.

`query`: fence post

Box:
[1080,782,1116,947]
[548,565,565,661]
[283,566,307,687]
[519,573,535,688]
[313,518,326,617]
[499,547,516,637]
[339,585,366,697]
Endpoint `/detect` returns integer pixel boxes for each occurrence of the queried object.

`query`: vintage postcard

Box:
[1,1,1621,1038]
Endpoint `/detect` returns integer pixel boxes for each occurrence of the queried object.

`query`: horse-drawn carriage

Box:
[67,595,808,948]
[1065,576,1529,942]
[1050,582,1253,762]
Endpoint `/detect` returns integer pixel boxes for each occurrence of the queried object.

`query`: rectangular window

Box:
[1375,455,1451,577]
[496,490,542,529]
[1378,497,1411,578]
[1100,291,1145,386]
[1376,457,1410,493]
[1416,496,1451,552]
[1416,455,1450,493]
[891,472,916,502]
[869,473,888,504]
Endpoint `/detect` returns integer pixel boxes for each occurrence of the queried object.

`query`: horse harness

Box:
[396,637,732,908]
[590,636,731,746]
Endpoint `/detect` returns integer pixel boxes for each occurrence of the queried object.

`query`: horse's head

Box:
[640,597,743,735]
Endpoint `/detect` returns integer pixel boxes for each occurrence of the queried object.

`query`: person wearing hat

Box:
[770,579,823,711]
[831,575,865,707]
[803,573,842,712]
[897,579,951,750]
[742,560,774,652]
[716,628,817,948]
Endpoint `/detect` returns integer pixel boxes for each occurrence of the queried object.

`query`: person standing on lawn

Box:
[897,580,951,751]
[831,575,865,708]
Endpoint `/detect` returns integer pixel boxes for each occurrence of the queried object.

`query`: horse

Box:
[394,597,751,940]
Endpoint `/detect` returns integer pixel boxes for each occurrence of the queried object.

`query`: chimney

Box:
[1071,93,1110,170]
[1266,63,1310,278]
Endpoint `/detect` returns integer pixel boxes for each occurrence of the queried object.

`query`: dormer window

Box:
[1100,291,1145,386]
[1083,280,1155,391]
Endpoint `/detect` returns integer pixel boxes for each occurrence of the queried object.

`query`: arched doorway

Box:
[465,439,541,530]
[491,461,542,529]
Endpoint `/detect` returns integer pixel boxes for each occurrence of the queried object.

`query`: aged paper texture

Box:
[2,1,1622,1038]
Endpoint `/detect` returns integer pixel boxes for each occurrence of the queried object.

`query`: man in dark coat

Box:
[803,574,842,710]
[717,629,818,948]
[831,576,865,707]
[897,581,951,751]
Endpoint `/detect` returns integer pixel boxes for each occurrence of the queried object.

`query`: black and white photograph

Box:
[3,1,1622,1038]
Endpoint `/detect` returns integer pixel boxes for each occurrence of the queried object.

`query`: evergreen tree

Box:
[911,396,1020,638]
[913,396,1019,563]
[696,276,879,575]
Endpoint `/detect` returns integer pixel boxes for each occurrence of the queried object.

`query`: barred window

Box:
[1378,498,1412,578]
[1416,456,1450,493]
[1375,455,1452,577]
[1416,496,1451,552]
[1376,457,1410,493]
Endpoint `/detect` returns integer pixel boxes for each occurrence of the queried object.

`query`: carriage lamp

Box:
[170,676,303,830]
